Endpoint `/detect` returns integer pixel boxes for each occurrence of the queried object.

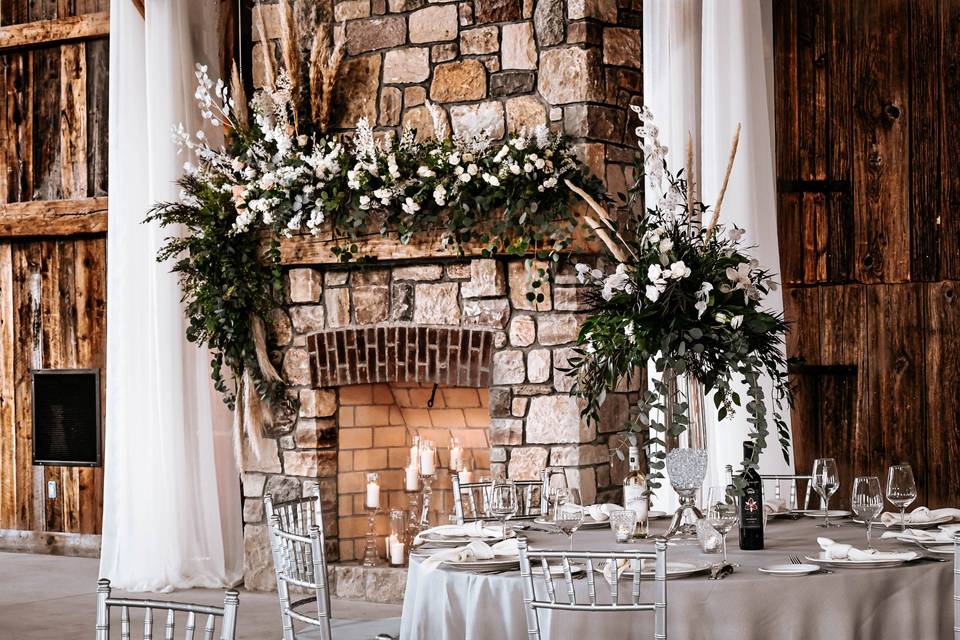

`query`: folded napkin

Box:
[414,521,503,545]
[421,538,519,571]
[601,558,638,583]
[559,503,621,522]
[817,537,917,562]
[763,498,789,514]
[879,507,960,527]
[880,528,955,544]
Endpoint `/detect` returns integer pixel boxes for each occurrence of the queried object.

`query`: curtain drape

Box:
[643,0,794,511]
[100,0,243,592]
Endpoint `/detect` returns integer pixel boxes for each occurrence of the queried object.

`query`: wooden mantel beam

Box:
[0,12,110,52]
[0,197,108,238]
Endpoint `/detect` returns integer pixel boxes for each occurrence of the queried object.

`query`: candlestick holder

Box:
[419,473,435,529]
[362,507,381,567]
[406,490,421,535]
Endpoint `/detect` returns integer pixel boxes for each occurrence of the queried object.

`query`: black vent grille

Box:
[31,369,101,466]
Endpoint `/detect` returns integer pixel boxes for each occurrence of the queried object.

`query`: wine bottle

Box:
[622,445,649,538]
[738,441,764,550]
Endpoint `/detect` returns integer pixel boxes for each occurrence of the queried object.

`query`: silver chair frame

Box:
[954,532,959,640]
[761,474,814,511]
[265,492,331,640]
[517,537,668,640]
[95,578,239,640]
[451,475,548,524]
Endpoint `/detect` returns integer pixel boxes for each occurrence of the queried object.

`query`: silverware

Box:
[789,554,832,574]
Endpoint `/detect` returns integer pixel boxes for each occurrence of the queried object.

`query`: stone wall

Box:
[252,0,642,193]
[241,256,638,589]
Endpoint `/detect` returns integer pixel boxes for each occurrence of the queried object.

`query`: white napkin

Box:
[763,498,789,514]
[560,503,621,522]
[817,537,917,562]
[880,528,956,544]
[414,521,502,545]
[421,538,519,571]
[601,558,639,583]
[879,507,960,527]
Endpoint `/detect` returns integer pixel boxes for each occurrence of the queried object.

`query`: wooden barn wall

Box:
[0,0,108,535]
[774,0,960,507]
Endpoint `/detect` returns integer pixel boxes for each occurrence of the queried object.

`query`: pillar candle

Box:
[458,469,475,484]
[450,446,464,471]
[409,443,420,473]
[388,534,405,565]
[405,465,420,491]
[420,443,436,475]
[365,479,380,510]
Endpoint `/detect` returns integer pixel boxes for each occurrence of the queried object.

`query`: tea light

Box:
[420,441,436,475]
[388,533,405,565]
[405,465,420,491]
[365,472,381,510]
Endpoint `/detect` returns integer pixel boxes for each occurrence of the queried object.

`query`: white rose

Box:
[730,315,744,329]
[645,285,661,302]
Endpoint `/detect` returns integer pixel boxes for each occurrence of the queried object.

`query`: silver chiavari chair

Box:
[265,494,400,640]
[451,475,548,524]
[517,538,668,640]
[95,579,239,640]
[954,532,959,640]
[761,474,814,510]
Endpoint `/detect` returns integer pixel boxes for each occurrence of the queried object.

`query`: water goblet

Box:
[704,486,739,564]
[610,510,637,543]
[487,479,518,539]
[851,476,883,548]
[554,506,584,550]
[812,458,840,528]
[886,464,917,533]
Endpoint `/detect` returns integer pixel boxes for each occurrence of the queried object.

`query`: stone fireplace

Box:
[240,256,638,589]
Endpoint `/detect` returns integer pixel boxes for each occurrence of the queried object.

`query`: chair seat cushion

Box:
[296,617,401,640]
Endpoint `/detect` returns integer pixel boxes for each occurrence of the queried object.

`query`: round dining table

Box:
[399,515,952,639]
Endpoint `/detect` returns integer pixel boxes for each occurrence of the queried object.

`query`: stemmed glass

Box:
[851,476,883,548]
[487,479,518,539]
[704,486,739,564]
[886,464,917,533]
[554,503,584,551]
[812,458,840,528]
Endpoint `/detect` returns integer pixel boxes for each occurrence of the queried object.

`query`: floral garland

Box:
[564,105,791,489]
[147,64,604,416]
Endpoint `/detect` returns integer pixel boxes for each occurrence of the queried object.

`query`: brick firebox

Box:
[239,256,638,590]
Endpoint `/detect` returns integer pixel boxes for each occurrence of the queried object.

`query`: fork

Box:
[790,554,832,574]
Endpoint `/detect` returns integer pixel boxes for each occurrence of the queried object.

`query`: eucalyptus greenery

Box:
[565,105,791,491]
[148,64,603,409]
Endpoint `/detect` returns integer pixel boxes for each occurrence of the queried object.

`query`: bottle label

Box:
[624,485,648,519]
[742,488,763,527]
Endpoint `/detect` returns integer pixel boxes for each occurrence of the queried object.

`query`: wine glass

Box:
[886,464,917,533]
[487,479,518,539]
[554,504,584,550]
[704,486,739,564]
[851,476,883,548]
[812,458,840,528]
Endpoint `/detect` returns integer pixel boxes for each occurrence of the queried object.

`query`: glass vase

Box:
[661,369,709,542]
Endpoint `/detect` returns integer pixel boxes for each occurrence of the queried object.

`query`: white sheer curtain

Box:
[100,0,243,592]
[643,0,794,511]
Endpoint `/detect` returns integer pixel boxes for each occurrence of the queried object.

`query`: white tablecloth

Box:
[400,517,952,639]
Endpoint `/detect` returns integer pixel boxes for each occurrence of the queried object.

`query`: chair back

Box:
[451,475,547,524]
[265,491,331,640]
[761,474,814,510]
[517,538,667,640]
[954,532,959,640]
[94,579,239,640]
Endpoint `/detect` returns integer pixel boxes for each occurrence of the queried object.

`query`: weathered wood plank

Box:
[0,12,108,51]
[796,0,828,182]
[925,281,960,507]
[30,44,60,200]
[0,52,33,203]
[11,242,38,529]
[0,528,100,556]
[865,284,928,503]
[38,240,63,532]
[59,42,85,198]
[851,0,911,283]
[0,196,107,236]
[941,1,960,280]
[0,243,15,529]
[83,37,106,196]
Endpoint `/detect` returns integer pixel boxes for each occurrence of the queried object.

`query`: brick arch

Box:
[307,324,495,388]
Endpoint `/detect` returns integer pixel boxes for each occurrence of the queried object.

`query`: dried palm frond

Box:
[254,2,275,90]
[564,178,638,260]
[277,0,301,115]
[583,215,627,263]
[230,62,248,130]
[250,314,282,384]
[308,22,347,134]
[704,123,741,240]
[685,130,695,222]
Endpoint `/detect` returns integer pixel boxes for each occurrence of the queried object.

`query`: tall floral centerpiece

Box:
[565,107,791,529]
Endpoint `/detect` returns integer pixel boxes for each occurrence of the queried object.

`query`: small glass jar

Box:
[388,509,407,566]
[610,510,638,543]
[696,518,722,554]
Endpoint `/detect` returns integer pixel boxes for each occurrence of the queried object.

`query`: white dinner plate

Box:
[856,515,954,529]
[804,554,912,569]
[758,563,820,577]
[648,511,669,520]
[532,562,586,577]
[939,523,960,533]
[800,510,853,519]
[418,532,504,546]
[443,557,519,571]
[534,516,609,529]
[917,543,953,556]
[621,561,712,580]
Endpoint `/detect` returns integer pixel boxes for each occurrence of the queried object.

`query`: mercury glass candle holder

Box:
[663,448,708,541]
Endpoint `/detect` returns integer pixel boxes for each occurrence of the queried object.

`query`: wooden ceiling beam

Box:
[0,197,108,238]
[0,12,110,52]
